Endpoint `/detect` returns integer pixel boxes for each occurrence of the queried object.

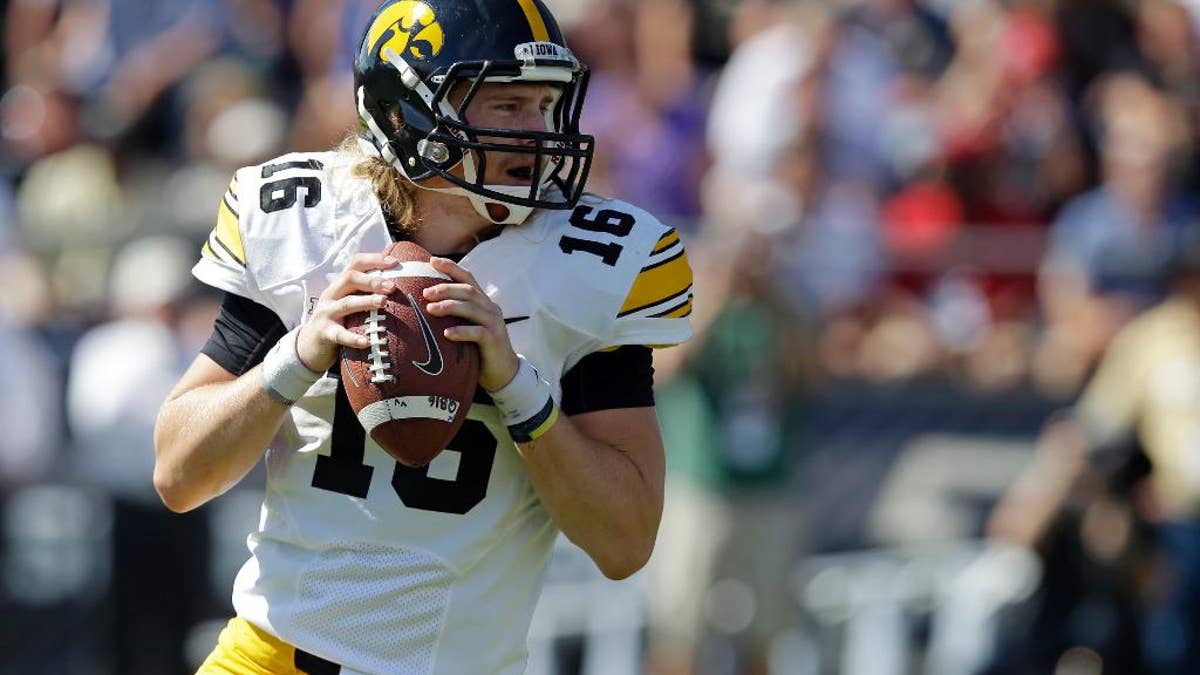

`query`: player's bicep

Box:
[562,346,664,490]
[570,406,663,446]
[570,406,665,489]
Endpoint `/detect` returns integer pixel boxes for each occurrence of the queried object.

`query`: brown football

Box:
[341,241,480,467]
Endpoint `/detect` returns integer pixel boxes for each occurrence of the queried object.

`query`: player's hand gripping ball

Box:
[341,241,480,466]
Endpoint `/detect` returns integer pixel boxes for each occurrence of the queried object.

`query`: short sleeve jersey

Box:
[1075,297,1200,519]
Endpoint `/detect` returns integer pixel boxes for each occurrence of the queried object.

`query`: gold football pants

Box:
[196,617,340,675]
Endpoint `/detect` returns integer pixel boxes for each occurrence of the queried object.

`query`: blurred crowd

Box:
[1,0,1199,673]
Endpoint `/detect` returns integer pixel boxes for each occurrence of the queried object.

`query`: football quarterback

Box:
[153,1,692,674]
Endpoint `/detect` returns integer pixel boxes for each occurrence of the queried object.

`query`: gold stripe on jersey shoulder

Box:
[652,230,679,255]
[619,249,692,316]
[214,199,246,265]
[654,294,693,319]
[619,283,692,318]
[207,231,243,268]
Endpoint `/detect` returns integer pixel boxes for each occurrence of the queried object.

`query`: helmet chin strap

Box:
[416,181,535,226]
[394,154,537,226]
[434,148,536,225]
[464,187,535,225]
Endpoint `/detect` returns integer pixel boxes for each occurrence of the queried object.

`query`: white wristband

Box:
[260,326,324,405]
[488,356,557,442]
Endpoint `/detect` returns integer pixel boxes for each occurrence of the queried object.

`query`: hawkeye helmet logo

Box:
[367,1,444,62]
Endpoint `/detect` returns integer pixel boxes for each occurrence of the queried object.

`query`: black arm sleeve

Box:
[559,346,655,416]
[201,292,288,376]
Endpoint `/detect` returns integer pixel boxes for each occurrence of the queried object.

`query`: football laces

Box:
[364,308,395,384]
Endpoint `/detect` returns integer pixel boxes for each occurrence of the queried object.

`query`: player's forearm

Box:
[153,366,288,512]
[515,417,663,580]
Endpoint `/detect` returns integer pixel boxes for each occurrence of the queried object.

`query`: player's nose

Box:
[512,107,551,136]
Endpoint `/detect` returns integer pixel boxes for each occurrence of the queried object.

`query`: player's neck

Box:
[411,190,496,256]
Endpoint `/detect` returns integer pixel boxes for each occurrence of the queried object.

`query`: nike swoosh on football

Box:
[406,292,444,376]
[504,316,530,325]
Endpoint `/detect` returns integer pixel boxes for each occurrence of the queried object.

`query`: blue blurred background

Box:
[1,0,1199,673]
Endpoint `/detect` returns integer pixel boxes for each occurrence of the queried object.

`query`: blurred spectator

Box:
[13,143,126,324]
[0,180,15,255]
[764,134,890,367]
[4,0,229,156]
[0,253,62,487]
[1036,72,1198,395]
[0,81,80,167]
[703,0,825,234]
[649,230,809,675]
[819,0,953,186]
[1053,0,1141,103]
[83,0,226,145]
[991,228,1200,674]
[1136,0,1200,101]
[66,235,219,675]
[68,235,200,498]
[15,142,124,249]
[178,57,286,169]
[2,0,84,164]
[773,174,886,318]
[936,0,1086,226]
[286,0,367,150]
[221,0,288,66]
[576,0,710,231]
[1137,0,1200,198]
[706,0,820,180]
[143,56,288,246]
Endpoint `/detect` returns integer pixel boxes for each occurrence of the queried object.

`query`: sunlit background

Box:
[2,0,1199,673]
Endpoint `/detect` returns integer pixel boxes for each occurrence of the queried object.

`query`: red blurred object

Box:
[1001,9,1061,86]
[882,180,965,258]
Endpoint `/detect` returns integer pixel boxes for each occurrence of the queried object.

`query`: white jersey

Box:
[192,151,692,675]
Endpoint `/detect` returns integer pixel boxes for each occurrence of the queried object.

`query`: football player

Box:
[152,1,693,674]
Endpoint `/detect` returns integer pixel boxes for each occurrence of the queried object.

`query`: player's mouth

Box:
[504,165,535,181]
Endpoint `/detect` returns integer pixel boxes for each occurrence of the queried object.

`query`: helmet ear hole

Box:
[381,104,428,173]
[386,105,405,131]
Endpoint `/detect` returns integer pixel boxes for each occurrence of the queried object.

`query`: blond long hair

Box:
[337,135,420,239]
